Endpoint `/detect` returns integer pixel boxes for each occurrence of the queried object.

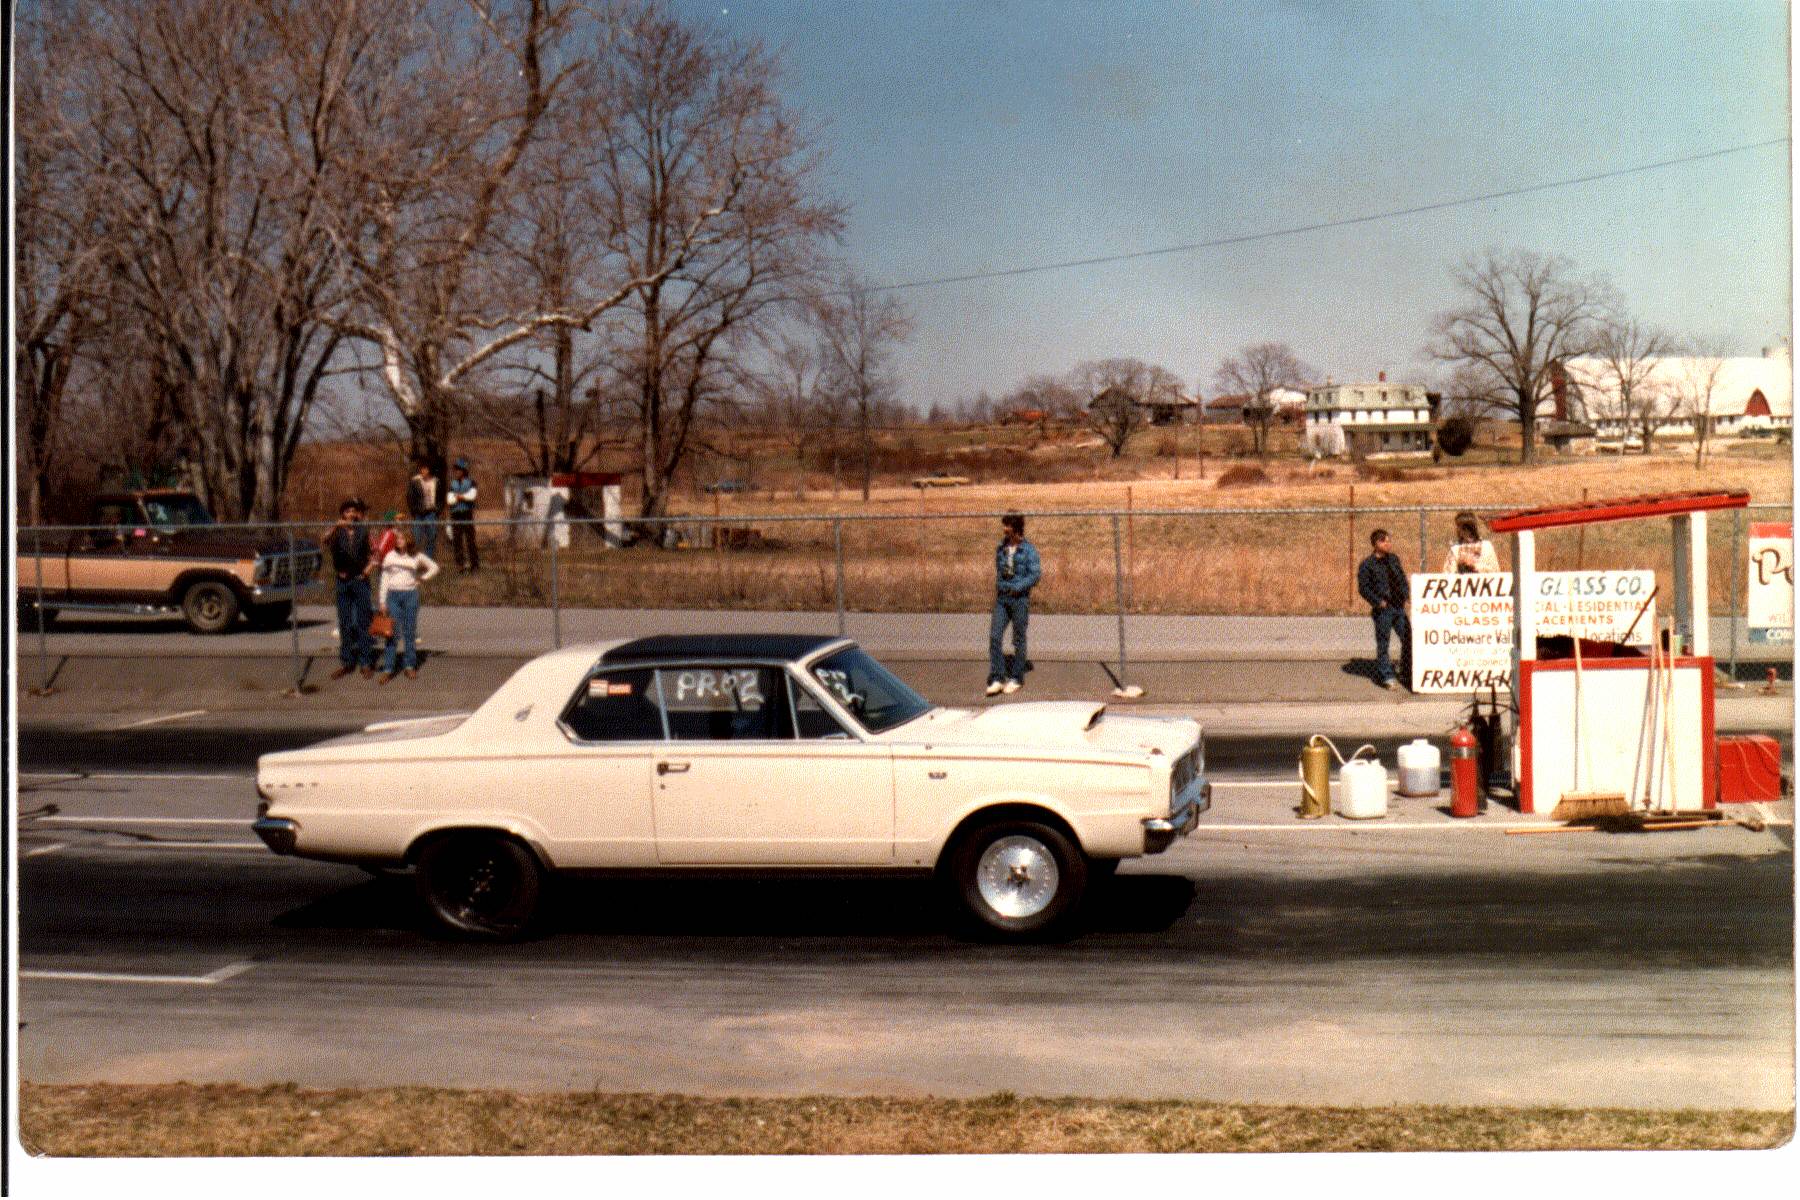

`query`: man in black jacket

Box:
[1356,528,1411,691]
[321,497,375,679]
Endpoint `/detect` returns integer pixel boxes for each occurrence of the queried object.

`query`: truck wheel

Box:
[414,832,543,941]
[945,818,1088,939]
[181,580,240,634]
[245,600,293,630]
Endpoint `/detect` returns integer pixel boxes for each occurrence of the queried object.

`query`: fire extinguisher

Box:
[1450,726,1480,818]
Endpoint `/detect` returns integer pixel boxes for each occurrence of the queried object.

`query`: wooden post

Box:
[1347,484,1356,608]
[1576,487,1589,569]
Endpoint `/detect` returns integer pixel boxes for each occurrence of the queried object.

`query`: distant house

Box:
[1205,387,1306,425]
[1302,373,1434,457]
[1087,387,1198,426]
[1555,342,1793,442]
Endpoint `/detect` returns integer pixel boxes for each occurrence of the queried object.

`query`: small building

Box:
[1087,387,1198,426]
[1302,373,1434,457]
[1206,387,1306,425]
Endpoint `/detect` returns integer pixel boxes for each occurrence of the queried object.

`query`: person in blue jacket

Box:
[1356,527,1411,690]
[987,512,1042,696]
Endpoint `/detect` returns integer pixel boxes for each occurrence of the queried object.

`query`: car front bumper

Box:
[1143,779,1209,854]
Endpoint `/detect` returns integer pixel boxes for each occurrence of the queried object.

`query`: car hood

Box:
[886,702,1199,758]
[134,526,304,557]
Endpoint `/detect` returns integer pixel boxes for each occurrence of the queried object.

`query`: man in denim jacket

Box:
[986,513,1041,696]
[1356,527,1411,690]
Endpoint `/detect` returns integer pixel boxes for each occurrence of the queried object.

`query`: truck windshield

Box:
[140,496,214,528]
[809,647,933,733]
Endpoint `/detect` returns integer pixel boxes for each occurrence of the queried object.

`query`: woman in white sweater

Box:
[374,531,440,681]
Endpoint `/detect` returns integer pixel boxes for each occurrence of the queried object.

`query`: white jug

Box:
[1396,738,1441,798]
[1338,757,1389,819]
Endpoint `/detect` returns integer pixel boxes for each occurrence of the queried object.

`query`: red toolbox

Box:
[1716,735,1786,803]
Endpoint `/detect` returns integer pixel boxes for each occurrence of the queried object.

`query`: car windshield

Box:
[809,646,933,733]
[140,495,214,528]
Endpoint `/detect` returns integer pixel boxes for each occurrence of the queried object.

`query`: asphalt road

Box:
[15,760,1794,1108]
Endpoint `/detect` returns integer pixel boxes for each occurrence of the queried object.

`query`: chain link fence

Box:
[15,502,1791,695]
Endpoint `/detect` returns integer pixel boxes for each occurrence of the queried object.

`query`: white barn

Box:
[1556,343,1792,443]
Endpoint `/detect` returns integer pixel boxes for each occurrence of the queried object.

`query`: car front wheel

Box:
[414,832,543,940]
[181,580,240,634]
[946,818,1088,939]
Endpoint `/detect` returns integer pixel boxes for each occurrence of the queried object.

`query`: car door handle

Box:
[657,761,690,775]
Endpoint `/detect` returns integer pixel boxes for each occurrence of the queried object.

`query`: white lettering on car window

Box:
[672,669,764,709]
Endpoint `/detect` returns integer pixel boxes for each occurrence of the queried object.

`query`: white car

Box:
[254,634,1209,940]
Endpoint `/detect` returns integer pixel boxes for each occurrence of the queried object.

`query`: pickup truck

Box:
[16,490,322,634]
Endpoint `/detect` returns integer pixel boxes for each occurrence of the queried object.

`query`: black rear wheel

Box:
[414,833,543,940]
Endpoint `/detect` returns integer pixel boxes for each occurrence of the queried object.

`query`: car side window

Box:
[659,666,794,741]
[561,668,664,742]
[789,676,852,739]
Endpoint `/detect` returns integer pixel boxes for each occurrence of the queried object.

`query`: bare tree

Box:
[1428,248,1616,464]
[1673,339,1731,469]
[587,3,844,522]
[756,334,835,499]
[1073,358,1182,458]
[1212,342,1314,461]
[14,5,108,524]
[25,0,385,518]
[1590,317,1675,454]
[820,274,912,501]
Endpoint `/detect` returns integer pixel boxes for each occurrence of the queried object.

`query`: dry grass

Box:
[18,1083,1793,1156]
[287,433,1791,617]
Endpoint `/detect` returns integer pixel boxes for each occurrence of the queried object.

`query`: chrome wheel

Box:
[976,835,1060,919]
[947,818,1089,938]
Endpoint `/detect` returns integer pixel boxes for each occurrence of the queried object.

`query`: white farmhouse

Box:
[1557,342,1792,444]
[1303,372,1434,457]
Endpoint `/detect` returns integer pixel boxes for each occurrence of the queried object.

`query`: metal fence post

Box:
[1417,506,1427,573]
[1112,514,1128,688]
[288,526,303,692]
[550,527,562,650]
[833,518,846,637]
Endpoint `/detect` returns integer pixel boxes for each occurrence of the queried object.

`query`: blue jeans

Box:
[334,578,374,668]
[381,588,422,674]
[1373,606,1411,684]
[412,513,439,560]
[989,595,1030,683]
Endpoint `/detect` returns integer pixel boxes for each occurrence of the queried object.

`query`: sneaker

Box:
[329,665,354,681]
[1382,678,1401,691]
[1002,680,1022,694]
[984,681,1004,696]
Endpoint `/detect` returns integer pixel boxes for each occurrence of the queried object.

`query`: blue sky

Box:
[674,0,1792,409]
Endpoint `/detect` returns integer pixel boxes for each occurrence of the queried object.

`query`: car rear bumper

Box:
[1143,779,1209,854]
[253,816,298,855]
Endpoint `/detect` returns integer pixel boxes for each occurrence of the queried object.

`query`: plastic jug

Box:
[1338,757,1389,819]
[1396,738,1441,798]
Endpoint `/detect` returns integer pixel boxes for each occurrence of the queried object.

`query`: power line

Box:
[856,137,1791,296]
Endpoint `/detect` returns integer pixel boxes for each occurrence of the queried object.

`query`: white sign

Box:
[1748,522,1793,645]
[1409,570,1657,693]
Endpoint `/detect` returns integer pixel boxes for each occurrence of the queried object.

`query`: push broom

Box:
[1549,624,1632,822]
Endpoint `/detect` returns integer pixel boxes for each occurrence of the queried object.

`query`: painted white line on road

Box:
[19,771,248,782]
[109,709,209,730]
[39,816,249,826]
[23,843,66,857]
[22,960,257,987]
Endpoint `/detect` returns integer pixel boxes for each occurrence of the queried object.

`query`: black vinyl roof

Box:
[600,633,846,664]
